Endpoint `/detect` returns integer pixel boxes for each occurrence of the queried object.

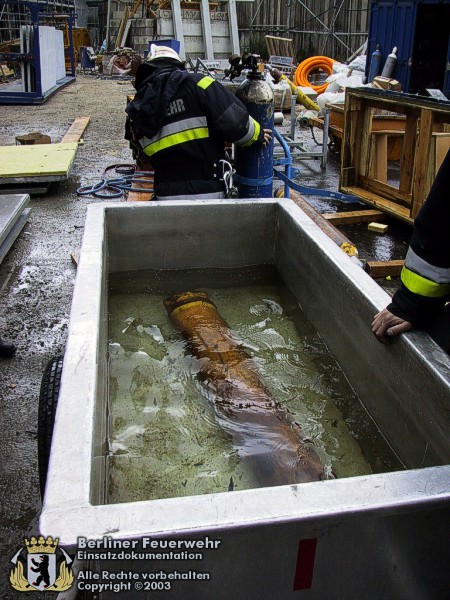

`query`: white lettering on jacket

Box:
[166,98,186,117]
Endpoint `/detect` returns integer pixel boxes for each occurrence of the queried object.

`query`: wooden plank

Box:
[366,259,404,278]
[127,172,154,202]
[314,120,403,160]
[359,175,412,206]
[340,186,412,224]
[345,87,450,117]
[60,117,90,144]
[265,35,294,57]
[129,0,142,18]
[340,166,356,188]
[369,134,388,183]
[115,7,129,48]
[399,112,417,194]
[424,134,450,195]
[323,209,385,225]
[0,143,78,180]
[119,19,132,48]
[411,108,434,219]
[359,105,374,178]
[370,130,405,136]
[340,95,364,187]
[434,134,450,173]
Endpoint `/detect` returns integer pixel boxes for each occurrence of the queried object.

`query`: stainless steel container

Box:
[41,200,450,600]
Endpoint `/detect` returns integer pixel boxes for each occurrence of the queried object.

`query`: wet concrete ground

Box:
[0,74,134,599]
[0,74,413,598]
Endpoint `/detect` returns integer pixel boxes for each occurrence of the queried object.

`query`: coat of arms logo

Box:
[9,535,74,592]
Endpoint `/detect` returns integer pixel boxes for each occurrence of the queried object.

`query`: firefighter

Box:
[372,149,450,344]
[125,44,271,200]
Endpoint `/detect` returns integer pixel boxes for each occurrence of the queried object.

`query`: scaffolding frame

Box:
[0,0,76,43]
[0,0,76,104]
[245,0,369,61]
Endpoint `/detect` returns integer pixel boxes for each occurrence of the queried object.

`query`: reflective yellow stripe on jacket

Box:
[197,76,215,90]
[197,75,261,147]
[141,116,209,157]
[401,267,450,298]
[401,247,450,298]
[236,117,261,147]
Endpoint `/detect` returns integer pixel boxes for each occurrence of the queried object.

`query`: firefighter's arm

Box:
[198,76,270,146]
[125,116,152,166]
[372,150,450,343]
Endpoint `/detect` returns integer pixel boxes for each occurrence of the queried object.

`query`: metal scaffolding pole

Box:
[293,0,353,54]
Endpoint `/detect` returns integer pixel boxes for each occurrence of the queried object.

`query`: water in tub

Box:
[107,267,402,503]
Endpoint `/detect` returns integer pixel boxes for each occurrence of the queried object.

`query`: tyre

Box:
[38,355,64,499]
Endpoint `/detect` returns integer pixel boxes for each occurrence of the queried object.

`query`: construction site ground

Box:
[0,73,412,599]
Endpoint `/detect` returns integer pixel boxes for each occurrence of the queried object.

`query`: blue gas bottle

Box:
[234,57,274,198]
[367,44,382,82]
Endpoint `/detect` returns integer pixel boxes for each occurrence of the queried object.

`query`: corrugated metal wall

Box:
[236,0,370,62]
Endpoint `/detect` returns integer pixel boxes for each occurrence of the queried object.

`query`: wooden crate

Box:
[340,88,450,226]
[265,35,294,59]
[313,102,448,161]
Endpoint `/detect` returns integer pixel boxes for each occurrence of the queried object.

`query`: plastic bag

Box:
[347,55,367,73]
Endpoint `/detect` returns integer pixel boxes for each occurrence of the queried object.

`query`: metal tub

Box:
[41,200,450,599]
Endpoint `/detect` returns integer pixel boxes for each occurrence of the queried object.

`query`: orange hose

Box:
[294,56,335,95]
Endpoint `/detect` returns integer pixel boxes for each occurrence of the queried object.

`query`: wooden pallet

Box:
[312,103,408,160]
[323,209,385,226]
[127,171,154,201]
[340,88,450,226]
[265,35,294,58]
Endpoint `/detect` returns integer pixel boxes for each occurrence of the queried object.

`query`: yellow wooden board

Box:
[61,117,90,144]
[0,143,78,180]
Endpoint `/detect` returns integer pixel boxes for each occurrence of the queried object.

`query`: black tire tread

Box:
[38,355,64,498]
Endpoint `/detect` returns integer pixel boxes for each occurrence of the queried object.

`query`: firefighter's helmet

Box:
[148,44,182,63]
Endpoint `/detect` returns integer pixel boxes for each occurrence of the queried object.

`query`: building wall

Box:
[97,0,370,62]
[75,0,90,28]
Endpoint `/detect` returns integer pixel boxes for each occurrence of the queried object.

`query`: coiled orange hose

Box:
[294,56,335,94]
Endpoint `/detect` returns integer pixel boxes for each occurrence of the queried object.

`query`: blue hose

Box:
[76,164,154,198]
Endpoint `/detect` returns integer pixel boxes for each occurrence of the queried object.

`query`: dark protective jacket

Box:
[125,60,264,198]
[388,149,450,327]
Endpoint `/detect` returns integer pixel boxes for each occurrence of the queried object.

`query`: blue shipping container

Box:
[366,0,450,98]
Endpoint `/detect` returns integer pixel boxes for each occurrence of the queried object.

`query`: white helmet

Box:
[148,44,182,63]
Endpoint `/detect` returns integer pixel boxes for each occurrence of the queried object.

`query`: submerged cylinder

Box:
[164,291,328,486]
[235,73,274,198]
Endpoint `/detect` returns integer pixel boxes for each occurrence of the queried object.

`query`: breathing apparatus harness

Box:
[219,159,235,197]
